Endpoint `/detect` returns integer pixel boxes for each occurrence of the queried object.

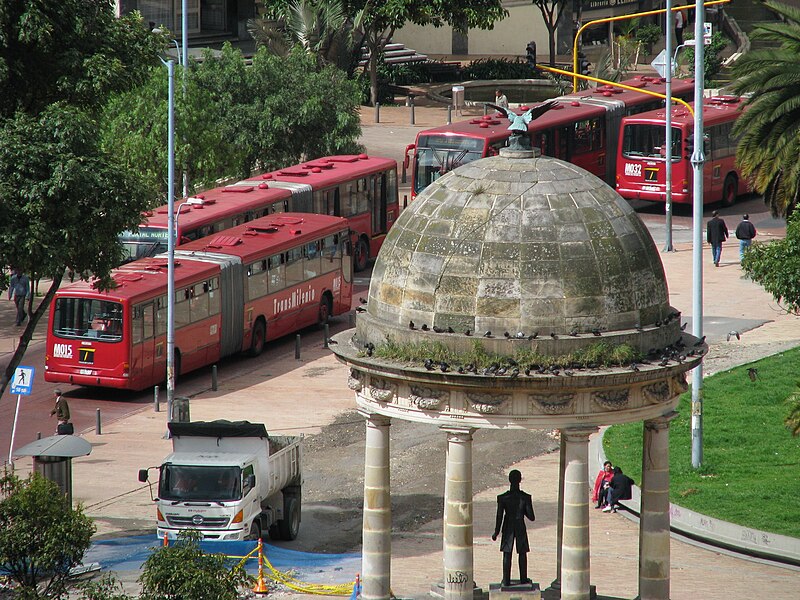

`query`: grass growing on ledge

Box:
[370,338,640,369]
[603,346,800,539]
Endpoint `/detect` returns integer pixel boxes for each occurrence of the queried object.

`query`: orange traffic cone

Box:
[163,533,169,547]
[252,538,269,595]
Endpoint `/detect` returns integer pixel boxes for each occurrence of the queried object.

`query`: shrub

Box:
[462,58,539,81]
[635,23,662,54]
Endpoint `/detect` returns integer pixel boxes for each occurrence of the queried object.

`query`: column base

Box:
[549,584,597,600]
[429,581,487,600]
[488,581,541,600]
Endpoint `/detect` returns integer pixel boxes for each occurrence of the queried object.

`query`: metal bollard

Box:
[211,365,218,391]
[403,195,408,208]
[295,334,301,359]
[375,102,380,123]
[324,324,330,348]
[447,104,452,124]
[483,103,488,116]
[154,386,160,412]
[409,96,415,125]
[37,432,41,440]
[401,159,407,184]
[96,408,102,435]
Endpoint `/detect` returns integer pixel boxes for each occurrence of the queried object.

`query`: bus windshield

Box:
[52,298,123,342]
[159,465,242,502]
[622,124,682,160]
[414,135,485,194]
[119,227,170,262]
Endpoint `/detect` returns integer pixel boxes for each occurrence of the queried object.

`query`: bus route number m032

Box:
[53,343,73,359]
[624,163,642,178]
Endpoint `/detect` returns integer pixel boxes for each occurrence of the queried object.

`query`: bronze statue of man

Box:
[492,469,535,587]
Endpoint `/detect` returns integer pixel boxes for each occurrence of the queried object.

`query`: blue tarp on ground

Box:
[82,536,361,583]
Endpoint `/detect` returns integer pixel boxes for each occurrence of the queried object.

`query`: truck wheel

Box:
[278,496,300,540]
[246,520,261,542]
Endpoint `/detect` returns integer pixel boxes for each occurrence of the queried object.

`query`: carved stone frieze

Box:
[529,393,576,414]
[671,374,689,395]
[643,380,671,404]
[592,389,630,411]
[347,368,363,392]
[368,378,397,403]
[466,392,510,414]
[409,385,450,410]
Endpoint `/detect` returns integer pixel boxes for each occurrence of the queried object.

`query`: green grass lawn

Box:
[603,347,800,538]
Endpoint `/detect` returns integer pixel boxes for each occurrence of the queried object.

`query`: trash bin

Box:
[172,396,190,423]
[452,85,465,111]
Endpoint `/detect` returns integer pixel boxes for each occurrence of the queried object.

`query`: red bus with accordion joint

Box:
[46,213,352,391]
[120,154,398,271]
[405,76,696,199]
[615,95,747,205]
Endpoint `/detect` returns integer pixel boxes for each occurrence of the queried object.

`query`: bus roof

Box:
[239,154,397,188]
[620,95,744,128]
[57,214,349,304]
[141,184,293,231]
[179,213,350,264]
[414,76,696,144]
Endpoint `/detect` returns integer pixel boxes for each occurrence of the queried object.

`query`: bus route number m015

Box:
[53,343,73,359]
[624,163,642,178]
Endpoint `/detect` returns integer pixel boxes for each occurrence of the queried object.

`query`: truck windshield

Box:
[160,465,242,502]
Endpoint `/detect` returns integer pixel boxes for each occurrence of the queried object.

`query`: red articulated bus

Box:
[615,95,748,205]
[120,154,399,272]
[46,214,353,391]
[405,76,696,199]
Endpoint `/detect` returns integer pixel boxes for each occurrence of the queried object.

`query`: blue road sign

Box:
[10,366,35,395]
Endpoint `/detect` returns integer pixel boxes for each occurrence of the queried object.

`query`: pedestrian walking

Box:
[8,268,30,326]
[734,214,757,262]
[51,389,72,434]
[495,89,509,109]
[706,210,729,266]
[674,5,686,46]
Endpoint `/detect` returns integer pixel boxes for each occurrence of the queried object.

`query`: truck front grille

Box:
[166,515,230,528]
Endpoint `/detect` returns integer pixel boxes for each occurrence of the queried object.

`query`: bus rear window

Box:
[52,298,123,342]
[622,124,682,159]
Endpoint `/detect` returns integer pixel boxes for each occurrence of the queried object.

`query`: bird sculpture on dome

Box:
[486,99,559,150]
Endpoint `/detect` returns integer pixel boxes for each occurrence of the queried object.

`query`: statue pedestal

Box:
[488,581,541,600]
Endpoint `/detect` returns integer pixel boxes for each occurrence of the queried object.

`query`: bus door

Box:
[132,301,156,388]
[370,173,388,237]
[533,127,560,159]
[569,117,606,179]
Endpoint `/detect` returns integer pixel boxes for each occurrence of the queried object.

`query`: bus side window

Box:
[190,282,209,321]
[356,178,369,214]
[156,295,167,336]
[132,305,144,344]
[208,278,220,314]
[304,241,321,279]
[247,260,269,300]
[342,184,355,217]
[268,254,285,292]
[174,287,190,327]
[285,247,304,286]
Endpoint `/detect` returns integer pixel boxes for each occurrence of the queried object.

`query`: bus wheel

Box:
[354,239,369,272]
[248,320,266,357]
[722,174,738,207]
[318,295,332,328]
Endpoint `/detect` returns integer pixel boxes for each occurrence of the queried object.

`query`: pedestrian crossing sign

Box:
[10,366,34,395]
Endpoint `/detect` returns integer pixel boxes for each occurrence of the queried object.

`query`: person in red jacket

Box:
[592,460,614,509]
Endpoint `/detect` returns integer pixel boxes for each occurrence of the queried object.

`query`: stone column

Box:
[442,426,476,600]
[361,411,392,600]
[551,431,566,591]
[561,427,597,600]
[638,412,678,600]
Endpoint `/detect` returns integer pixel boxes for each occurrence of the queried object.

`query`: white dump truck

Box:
[139,420,302,542]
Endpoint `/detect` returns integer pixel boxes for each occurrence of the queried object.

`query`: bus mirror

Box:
[403,144,415,169]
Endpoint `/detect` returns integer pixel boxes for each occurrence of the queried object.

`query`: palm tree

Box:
[248,0,356,72]
[730,0,800,218]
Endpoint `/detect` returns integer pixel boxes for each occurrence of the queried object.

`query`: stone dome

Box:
[361,150,679,354]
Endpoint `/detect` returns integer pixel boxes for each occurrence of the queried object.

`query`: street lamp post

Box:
[664,0,675,252]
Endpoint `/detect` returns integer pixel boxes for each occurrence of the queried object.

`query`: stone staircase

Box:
[717,0,780,85]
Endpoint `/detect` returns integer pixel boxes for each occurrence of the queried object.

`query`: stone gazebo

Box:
[330,148,704,600]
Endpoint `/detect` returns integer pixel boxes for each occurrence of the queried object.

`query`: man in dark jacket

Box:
[603,466,634,512]
[492,469,535,586]
[734,214,757,262]
[706,210,728,267]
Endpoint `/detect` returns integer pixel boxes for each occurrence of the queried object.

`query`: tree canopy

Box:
[102,44,363,199]
[0,471,95,599]
[0,1,159,397]
[731,0,800,219]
